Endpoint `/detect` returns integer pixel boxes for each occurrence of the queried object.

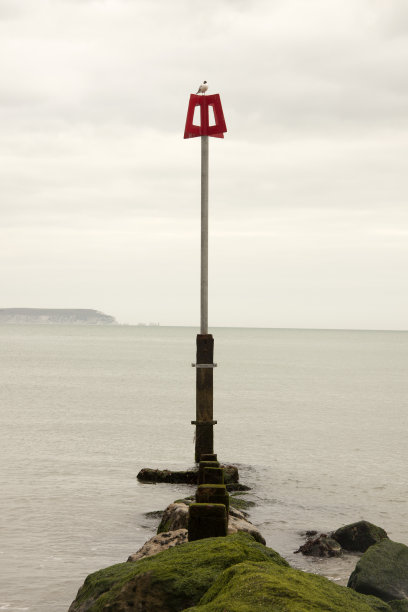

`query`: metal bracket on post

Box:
[191,363,218,368]
[191,420,218,425]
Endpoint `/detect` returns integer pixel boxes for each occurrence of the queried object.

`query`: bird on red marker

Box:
[196,81,208,95]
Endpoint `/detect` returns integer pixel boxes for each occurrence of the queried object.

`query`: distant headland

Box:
[0,308,117,325]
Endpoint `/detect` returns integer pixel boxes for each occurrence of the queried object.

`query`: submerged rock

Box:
[228,493,255,513]
[137,468,197,484]
[333,520,388,552]
[295,534,342,557]
[143,510,163,519]
[222,464,239,484]
[137,464,239,485]
[226,482,251,492]
[348,539,408,603]
[69,532,391,612]
[295,520,389,558]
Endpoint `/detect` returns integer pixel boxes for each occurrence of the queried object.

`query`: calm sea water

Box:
[1,325,407,611]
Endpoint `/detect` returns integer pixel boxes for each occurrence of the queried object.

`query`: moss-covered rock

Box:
[389,601,408,611]
[333,520,388,552]
[226,482,251,492]
[223,464,239,484]
[69,531,397,612]
[69,532,288,612]
[348,539,408,603]
[137,468,198,484]
[184,560,391,612]
[137,464,239,486]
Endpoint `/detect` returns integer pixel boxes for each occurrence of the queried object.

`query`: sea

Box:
[0,325,407,611]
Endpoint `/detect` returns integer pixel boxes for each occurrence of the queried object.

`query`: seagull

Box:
[196,81,208,95]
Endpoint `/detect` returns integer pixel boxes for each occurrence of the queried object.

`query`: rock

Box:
[333,520,388,552]
[226,482,251,492]
[388,601,408,611]
[295,534,342,557]
[223,464,239,484]
[228,514,266,545]
[69,532,391,612]
[137,467,197,484]
[69,532,288,612]
[229,493,255,513]
[157,502,189,533]
[186,558,391,612]
[348,539,408,603]
[137,464,240,485]
[127,529,188,561]
[228,506,248,520]
[143,510,163,519]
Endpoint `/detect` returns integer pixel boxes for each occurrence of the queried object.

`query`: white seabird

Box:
[196,81,208,95]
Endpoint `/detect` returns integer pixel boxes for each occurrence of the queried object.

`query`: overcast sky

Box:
[1,0,407,329]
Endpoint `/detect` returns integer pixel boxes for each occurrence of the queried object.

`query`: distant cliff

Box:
[0,308,117,325]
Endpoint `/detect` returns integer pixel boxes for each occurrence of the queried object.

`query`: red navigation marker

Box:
[184,94,227,139]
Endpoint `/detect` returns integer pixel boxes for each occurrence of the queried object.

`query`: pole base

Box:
[194,334,215,463]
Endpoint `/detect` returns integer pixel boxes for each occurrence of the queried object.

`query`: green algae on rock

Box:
[137,468,198,484]
[69,532,395,612]
[333,520,388,552]
[184,560,391,612]
[68,533,288,612]
[229,492,255,513]
[137,464,239,485]
[348,539,408,603]
[388,601,408,611]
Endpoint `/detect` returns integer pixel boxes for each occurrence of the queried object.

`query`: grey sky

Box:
[1,0,407,328]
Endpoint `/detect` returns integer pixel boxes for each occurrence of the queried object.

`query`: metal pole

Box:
[201,135,209,335]
[192,134,216,463]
